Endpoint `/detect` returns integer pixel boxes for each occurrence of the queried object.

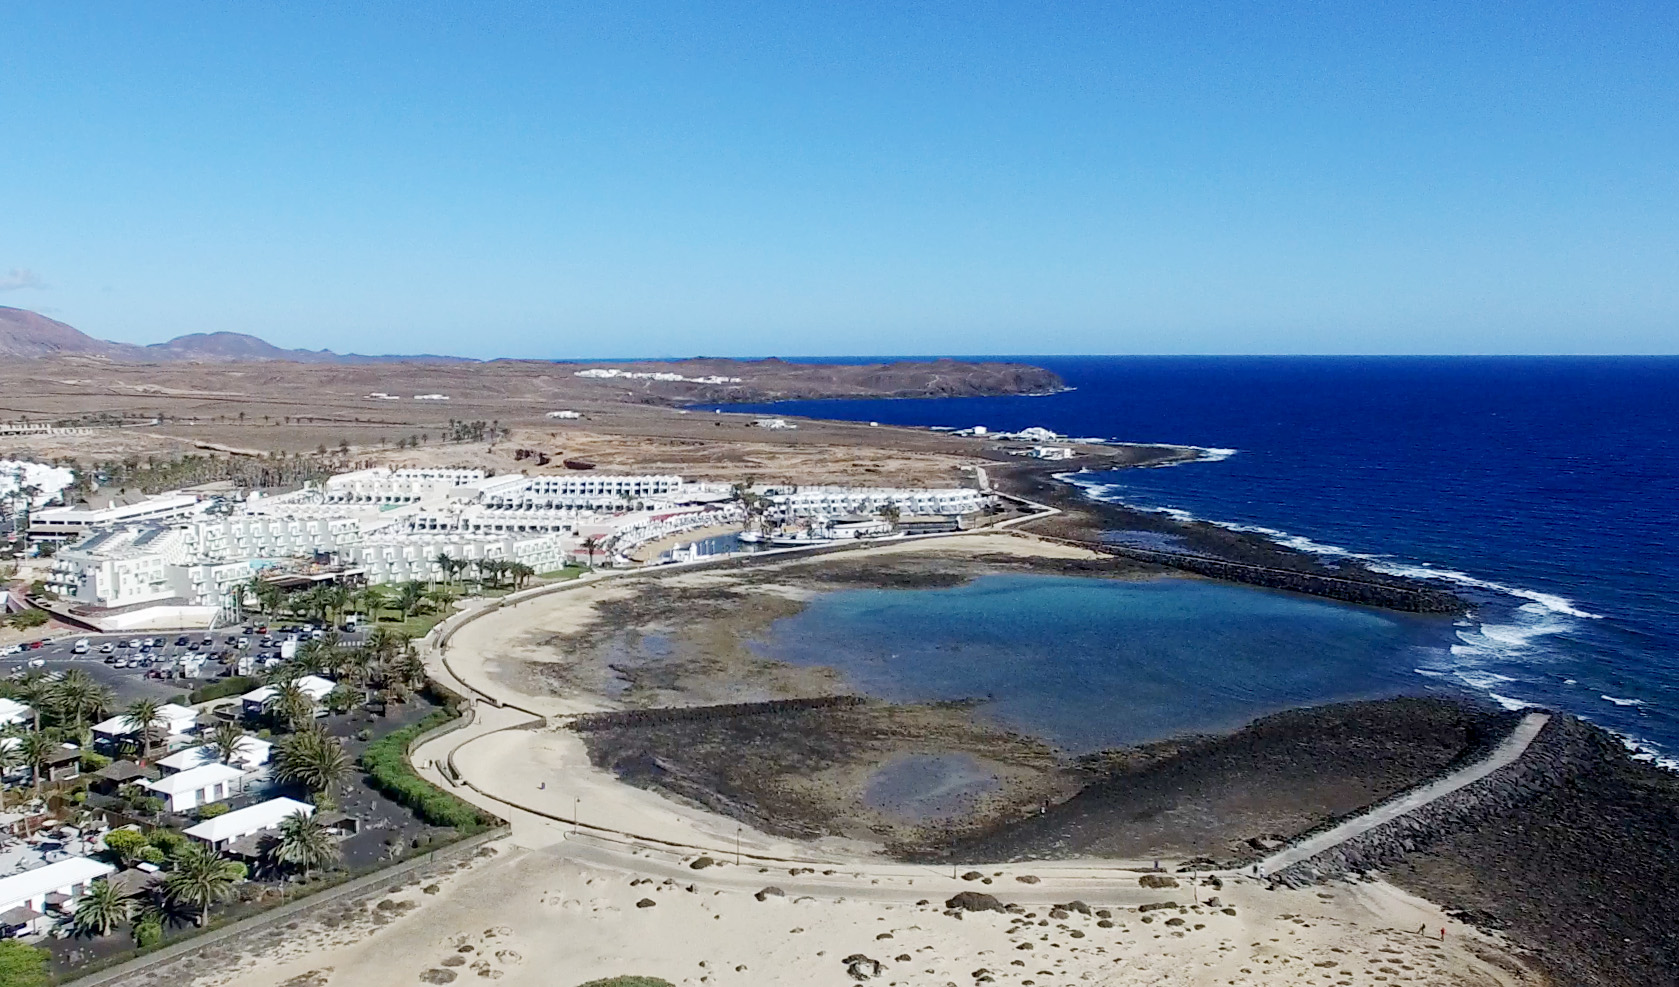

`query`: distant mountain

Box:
[0,306,476,364]
[0,306,133,359]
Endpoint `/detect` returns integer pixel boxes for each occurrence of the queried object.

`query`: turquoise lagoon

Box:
[751,574,1455,752]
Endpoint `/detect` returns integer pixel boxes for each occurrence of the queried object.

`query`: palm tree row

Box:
[429,554,537,591]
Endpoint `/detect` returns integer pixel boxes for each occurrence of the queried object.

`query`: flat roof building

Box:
[184,796,313,849]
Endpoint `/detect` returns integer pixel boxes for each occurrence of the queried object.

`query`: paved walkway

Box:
[1259,711,1550,874]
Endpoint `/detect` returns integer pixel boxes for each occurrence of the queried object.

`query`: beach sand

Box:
[194,836,1528,987]
[182,535,1539,987]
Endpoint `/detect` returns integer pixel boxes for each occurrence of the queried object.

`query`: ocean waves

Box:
[1060,470,1679,770]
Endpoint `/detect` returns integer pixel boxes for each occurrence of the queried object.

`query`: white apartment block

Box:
[321,467,487,505]
[28,493,206,543]
[177,515,364,561]
[758,485,987,518]
[46,526,188,608]
[342,531,568,584]
[477,474,686,510]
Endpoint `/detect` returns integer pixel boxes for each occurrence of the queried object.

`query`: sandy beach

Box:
[196,835,1528,987]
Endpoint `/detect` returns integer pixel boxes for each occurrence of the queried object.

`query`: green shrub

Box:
[196,802,231,820]
[357,712,490,830]
[148,829,190,858]
[79,751,111,772]
[188,676,259,705]
[134,918,163,948]
[136,846,166,865]
[102,829,147,861]
[0,939,49,987]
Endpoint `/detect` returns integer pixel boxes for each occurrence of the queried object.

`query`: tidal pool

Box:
[751,573,1453,751]
[862,753,1001,822]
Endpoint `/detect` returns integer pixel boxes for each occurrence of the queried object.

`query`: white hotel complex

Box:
[33,467,988,626]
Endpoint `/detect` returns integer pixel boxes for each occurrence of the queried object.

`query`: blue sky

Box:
[3,2,1677,357]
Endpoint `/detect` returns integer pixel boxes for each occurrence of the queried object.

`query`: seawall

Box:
[1272,713,1596,886]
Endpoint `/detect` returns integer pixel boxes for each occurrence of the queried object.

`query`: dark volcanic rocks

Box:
[946,892,1007,913]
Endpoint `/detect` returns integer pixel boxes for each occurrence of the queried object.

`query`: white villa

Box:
[91,703,200,747]
[157,738,273,774]
[0,857,115,937]
[241,675,337,718]
[142,762,245,813]
[184,797,313,850]
[0,699,32,729]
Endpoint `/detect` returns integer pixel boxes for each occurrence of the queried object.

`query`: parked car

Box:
[0,645,19,657]
[100,643,114,654]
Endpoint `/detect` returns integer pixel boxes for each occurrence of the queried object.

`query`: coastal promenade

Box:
[1259,711,1550,875]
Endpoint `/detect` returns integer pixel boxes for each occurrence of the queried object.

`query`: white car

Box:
[0,645,19,657]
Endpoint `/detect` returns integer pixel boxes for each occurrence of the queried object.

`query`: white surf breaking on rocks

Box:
[1059,468,1679,773]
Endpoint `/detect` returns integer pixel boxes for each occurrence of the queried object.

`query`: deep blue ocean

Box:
[720,357,1679,767]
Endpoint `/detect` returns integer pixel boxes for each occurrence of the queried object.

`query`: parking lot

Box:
[0,624,373,705]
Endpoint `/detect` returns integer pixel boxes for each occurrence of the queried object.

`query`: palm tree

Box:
[18,732,57,791]
[354,584,390,624]
[580,536,601,570]
[431,553,459,586]
[0,741,21,802]
[123,699,166,761]
[163,843,241,926]
[273,729,348,808]
[295,631,341,676]
[269,680,315,733]
[51,670,114,729]
[246,578,285,620]
[72,878,133,937]
[206,722,248,765]
[423,583,458,614]
[507,562,536,589]
[393,581,427,619]
[319,583,351,625]
[266,810,339,881]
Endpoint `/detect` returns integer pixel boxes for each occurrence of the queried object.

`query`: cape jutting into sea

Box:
[718,355,1679,769]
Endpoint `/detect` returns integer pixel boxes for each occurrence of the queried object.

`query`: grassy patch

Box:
[540,566,587,581]
[359,710,494,831]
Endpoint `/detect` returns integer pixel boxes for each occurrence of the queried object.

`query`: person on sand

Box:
[1440,928,1446,940]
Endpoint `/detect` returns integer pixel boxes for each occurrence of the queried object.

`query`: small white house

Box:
[240,675,337,718]
[91,703,200,746]
[184,797,313,850]
[0,699,33,728]
[0,856,115,937]
[142,762,245,813]
[157,737,273,774]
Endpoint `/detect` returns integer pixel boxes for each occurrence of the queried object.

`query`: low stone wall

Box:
[61,825,509,987]
[1273,715,1598,886]
[566,695,867,732]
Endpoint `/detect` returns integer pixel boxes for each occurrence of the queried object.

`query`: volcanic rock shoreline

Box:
[987,459,1469,613]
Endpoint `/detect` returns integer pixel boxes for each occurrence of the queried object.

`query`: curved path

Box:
[414,534,1551,896]
[1258,711,1550,875]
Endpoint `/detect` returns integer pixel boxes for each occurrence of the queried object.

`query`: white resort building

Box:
[35,464,990,627]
